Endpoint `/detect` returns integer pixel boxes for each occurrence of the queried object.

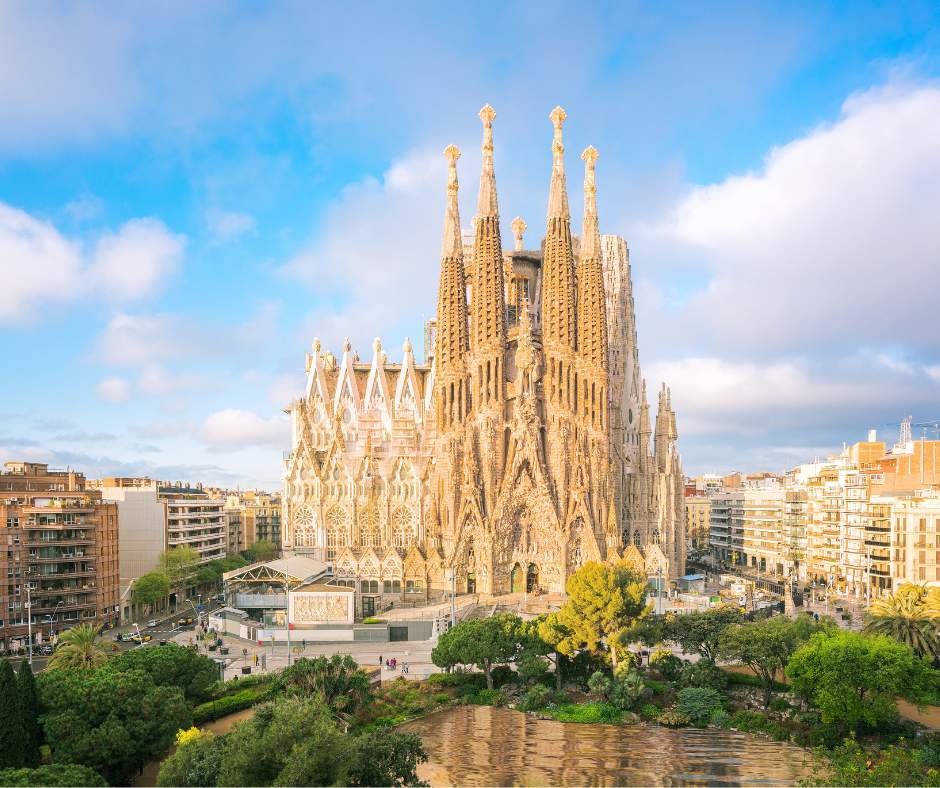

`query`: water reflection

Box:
[400,706,812,787]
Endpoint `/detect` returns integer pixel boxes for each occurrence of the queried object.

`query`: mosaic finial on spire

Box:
[444,144,460,214]
[479,104,496,175]
[550,106,567,171]
[510,217,527,251]
[582,145,598,217]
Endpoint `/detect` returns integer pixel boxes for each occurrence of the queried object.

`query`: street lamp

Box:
[26,587,33,666]
[444,566,455,629]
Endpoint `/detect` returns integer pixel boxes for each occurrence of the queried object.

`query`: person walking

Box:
[405,663,410,674]
[379,654,383,666]
[302,639,306,651]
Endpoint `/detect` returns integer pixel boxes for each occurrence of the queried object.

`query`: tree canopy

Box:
[132,571,171,606]
[431,614,523,689]
[107,643,218,703]
[660,605,743,660]
[38,667,191,784]
[17,662,42,769]
[555,561,651,670]
[196,555,248,585]
[277,654,373,719]
[786,629,937,733]
[158,546,201,593]
[0,659,25,769]
[862,581,940,657]
[46,624,108,671]
[246,539,278,561]
[157,728,227,788]
[0,764,106,787]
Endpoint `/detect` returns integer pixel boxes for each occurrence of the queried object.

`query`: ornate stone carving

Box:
[293,594,349,622]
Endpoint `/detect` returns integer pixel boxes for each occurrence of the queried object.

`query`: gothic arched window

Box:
[393,506,416,548]
[326,506,350,560]
[359,506,381,548]
[633,531,641,547]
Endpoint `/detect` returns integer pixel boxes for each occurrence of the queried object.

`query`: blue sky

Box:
[2,1,940,489]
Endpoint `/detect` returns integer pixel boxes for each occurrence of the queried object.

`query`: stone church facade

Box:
[281,106,684,613]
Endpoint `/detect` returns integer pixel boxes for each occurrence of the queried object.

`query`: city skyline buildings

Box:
[1,4,940,490]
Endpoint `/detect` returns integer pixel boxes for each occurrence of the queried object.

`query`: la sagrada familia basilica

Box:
[282,106,684,612]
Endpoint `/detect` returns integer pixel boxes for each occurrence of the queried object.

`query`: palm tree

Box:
[862,582,940,657]
[46,623,108,670]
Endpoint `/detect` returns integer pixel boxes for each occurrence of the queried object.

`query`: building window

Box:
[383,580,401,594]
[363,579,378,594]
[392,507,415,548]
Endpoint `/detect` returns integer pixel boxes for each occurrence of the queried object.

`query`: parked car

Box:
[147,620,158,628]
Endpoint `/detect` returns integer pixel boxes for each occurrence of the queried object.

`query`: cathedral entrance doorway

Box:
[511,564,523,594]
[361,596,376,618]
[467,573,476,594]
[526,564,539,593]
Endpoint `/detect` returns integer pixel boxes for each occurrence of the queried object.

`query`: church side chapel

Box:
[281,106,684,616]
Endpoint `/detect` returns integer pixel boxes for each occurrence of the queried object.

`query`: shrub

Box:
[767,723,791,742]
[427,672,486,690]
[730,710,768,732]
[676,687,726,722]
[193,690,256,725]
[915,739,940,768]
[644,679,668,695]
[521,684,552,711]
[708,709,731,728]
[551,690,569,705]
[362,618,381,624]
[475,689,506,707]
[798,712,820,726]
[657,710,691,728]
[769,697,791,712]
[490,665,516,688]
[588,671,612,698]
[0,765,107,787]
[650,650,685,682]
[725,671,789,692]
[433,693,450,705]
[808,723,843,750]
[548,703,622,724]
[640,703,662,719]
[680,658,728,691]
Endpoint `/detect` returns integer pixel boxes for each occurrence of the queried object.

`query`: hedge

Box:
[724,671,789,692]
[193,689,257,725]
[427,672,487,689]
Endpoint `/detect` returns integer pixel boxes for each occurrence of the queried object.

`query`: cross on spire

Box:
[479,104,496,174]
[444,144,460,214]
[582,145,598,217]
[550,106,567,171]
[510,216,527,251]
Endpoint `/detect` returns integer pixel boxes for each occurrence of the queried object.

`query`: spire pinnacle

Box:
[547,106,569,220]
[477,105,498,218]
[441,145,462,258]
[510,216,527,251]
[581,145,601,259]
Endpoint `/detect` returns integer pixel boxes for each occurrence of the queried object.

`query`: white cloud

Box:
[644,84,940,357]
[206,209,257,241]
[280,148,443,353]
[196,409,289,453]
[140,421,196,439]
[95,376,133,403]
[267,373,305,406]
[96,313,213,366]
[0,203,185,322]
[89,218,185,300]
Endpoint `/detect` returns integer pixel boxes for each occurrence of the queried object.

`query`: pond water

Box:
[399,706,814,787]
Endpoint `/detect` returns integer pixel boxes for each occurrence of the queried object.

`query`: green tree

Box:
[863,582,940,657]
[132,571,171,611]
[246,539,277,561]
[516,614,568,691]
[107,643,217,703]
[16,662,41,769]
[278,654,373,718]
[346,729,430,788]
[216,698,356,787]
[158,546,201,601]
[719,616,831,706]
[157,728,227,788]
[38,667,192,784]
[556,561,651,671]
[45,624,108,671]
[787,629,937,734]
[0,764,107,787]
[431,614,523,689]
[660,605,742,660]
[0,659,24,769]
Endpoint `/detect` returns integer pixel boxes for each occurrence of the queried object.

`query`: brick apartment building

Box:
[1,462,120,654]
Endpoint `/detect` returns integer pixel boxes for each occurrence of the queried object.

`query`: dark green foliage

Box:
[725,671,789,692]
[551,690,569,705]
[769,696,791,712]
[0,659,24,769]
[916,738,940,768]
[680,657,728,691]
[640,702,661,719]
[609,668,646,711]
[132,571,171,606]
[490,665,515,687]
[157,731,227,788]
[431,615,523,689]
[767,723,791,742]
[16,662,41,768]
[474,689,506,706]
[650,650,685,682]
[661,607,743,660]
[808,723,843,749]
[277,654,372,718]
[676,687,726,721]
[587,670,612,698]
[708,709,731,728]
[427,671,486,689]
[193,690,257,725]
[0,764,107,787]
[245,539,277,560]
[38,667,191,784]
[799,712,820,725]
[195,556,249,586]
[546,702,623,724]
[107,643,217,702]
[644,679,668,695]
[800,739,940,787]
[521,684,552,711]
[346,729,429,788]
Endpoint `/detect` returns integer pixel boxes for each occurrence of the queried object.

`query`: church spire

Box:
[542,106,577,356]
[577,145,608,371]
[470,105,506,366]
[435,144,469,374]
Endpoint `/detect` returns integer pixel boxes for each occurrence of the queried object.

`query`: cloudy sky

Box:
[2,1,939,489]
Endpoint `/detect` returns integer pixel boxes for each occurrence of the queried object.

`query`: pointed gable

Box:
[394,337,423,420]
[363,338,393,416]
[333,337,362,416]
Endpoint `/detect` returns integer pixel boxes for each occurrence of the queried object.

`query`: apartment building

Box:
[709,491,744,566]
[0,462,120,654]
[160,485,226,565]
[224,491,281,549]
[685,495,712,552]
[91,478,166,583]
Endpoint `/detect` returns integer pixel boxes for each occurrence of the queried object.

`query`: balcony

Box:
[864,525,891,533]
[865,539,891,548]
[869,567,892,577]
